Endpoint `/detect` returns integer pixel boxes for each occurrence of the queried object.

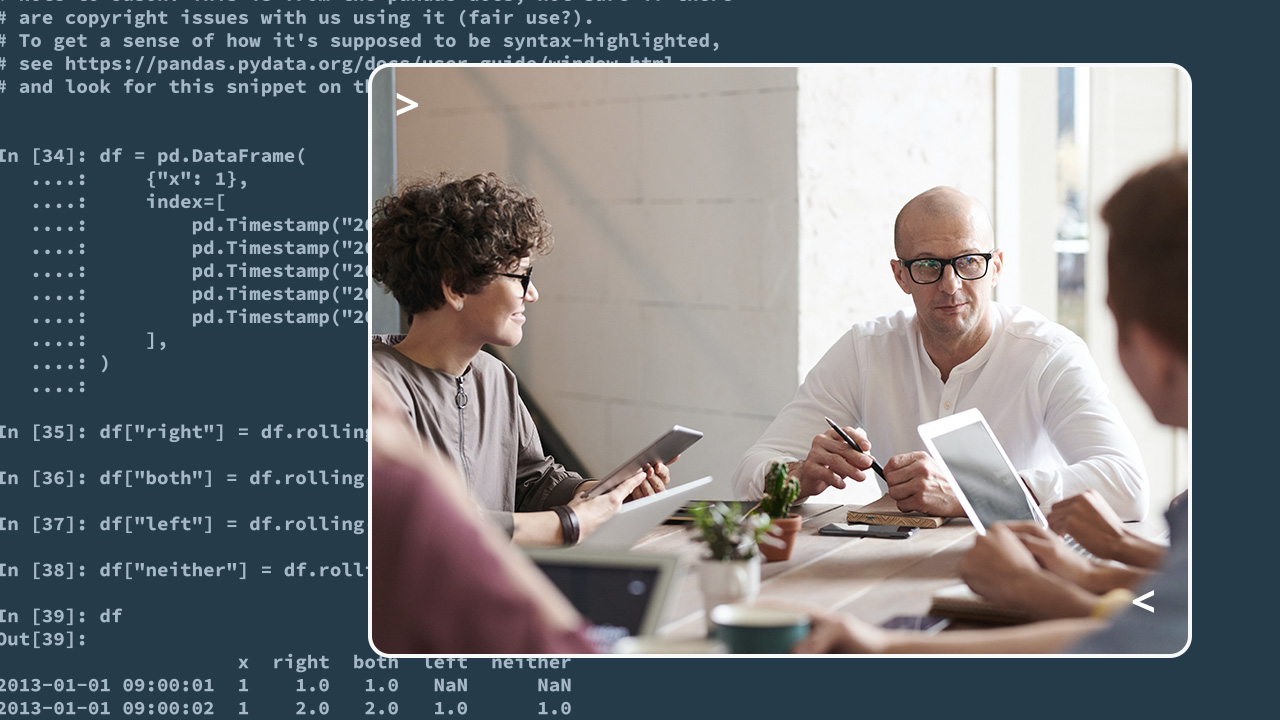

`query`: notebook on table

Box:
[846,493,948,529]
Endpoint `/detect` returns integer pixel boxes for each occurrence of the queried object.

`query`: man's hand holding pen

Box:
[799,417,964,516]
[789,420,878,500]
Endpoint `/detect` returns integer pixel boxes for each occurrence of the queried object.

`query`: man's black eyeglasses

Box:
[899,253,993,285]
[497,267,534,294]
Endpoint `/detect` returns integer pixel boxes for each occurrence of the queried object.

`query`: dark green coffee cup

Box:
[709,604,810,654]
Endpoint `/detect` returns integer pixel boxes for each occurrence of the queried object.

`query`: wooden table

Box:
[633,503,979,638]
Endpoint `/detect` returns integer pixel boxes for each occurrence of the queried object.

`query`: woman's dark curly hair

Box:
[371,173,552,315]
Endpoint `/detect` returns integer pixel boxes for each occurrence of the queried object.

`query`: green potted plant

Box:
[758,461,803,562]
[689,502,772,621]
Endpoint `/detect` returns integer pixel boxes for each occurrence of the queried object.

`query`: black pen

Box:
[824,416,886,481]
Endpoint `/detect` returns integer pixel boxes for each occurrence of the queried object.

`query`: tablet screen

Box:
[929,419,1038,527]
[583,425,703,498]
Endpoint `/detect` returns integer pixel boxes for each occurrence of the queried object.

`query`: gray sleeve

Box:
[482,508,516,538]
[511,389,588,512]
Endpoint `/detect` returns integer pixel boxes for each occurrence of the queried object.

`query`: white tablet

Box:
[579,475,714,550]
[917,409,1046,534]
[582,425,703,499]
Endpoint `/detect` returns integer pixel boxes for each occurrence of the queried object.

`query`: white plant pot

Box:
[698,556,761,626]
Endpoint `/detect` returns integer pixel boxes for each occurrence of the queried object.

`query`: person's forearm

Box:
[882,618,1106,654]
[511,511,561,547]
[1080,563,1152,595]
[1000,570,1099,620]
[1113,533,1166,569]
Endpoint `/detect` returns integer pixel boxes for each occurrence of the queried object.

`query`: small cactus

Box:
[759,461,800,520]
[689,502,773,561]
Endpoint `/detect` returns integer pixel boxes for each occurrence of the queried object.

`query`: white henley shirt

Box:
[731,304,1149,520]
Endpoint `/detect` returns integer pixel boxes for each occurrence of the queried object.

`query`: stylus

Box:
[824,416,886,481]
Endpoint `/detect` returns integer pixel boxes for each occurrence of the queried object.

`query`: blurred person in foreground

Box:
[796,154,1188,654]
[372,375,598,654]
[371,173,662,547]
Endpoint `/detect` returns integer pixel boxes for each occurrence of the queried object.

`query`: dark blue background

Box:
[1,1,1230,715]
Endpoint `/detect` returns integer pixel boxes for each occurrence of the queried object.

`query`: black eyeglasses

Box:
[496,267,533,294]
[899,253,993,285]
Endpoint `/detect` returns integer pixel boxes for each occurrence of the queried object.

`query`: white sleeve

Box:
[730,330,864,499]
[1019,339,1150,521]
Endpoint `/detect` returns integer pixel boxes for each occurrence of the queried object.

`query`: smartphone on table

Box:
[818,522,918,539]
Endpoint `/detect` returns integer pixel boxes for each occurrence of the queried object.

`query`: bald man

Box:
[732,187,1148,520]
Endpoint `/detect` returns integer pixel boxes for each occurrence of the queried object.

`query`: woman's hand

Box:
[568,471,649,540]
[958,524,1045,608]
[629,462,671,500]
[1002,521,1098,590]
[959,524,1100,620]
[1047,490,1128,561]
[792,612,888,654]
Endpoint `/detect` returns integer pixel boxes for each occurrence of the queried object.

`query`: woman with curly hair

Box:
[371,173,668,547]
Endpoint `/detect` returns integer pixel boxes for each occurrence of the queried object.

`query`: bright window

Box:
[1055,67,1090,338]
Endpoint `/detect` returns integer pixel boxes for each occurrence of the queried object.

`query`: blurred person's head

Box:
[1102,154,1188,428]
[371,173,552,343]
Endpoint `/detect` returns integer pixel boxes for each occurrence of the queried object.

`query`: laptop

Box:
[917,408,1046,534]
[579,475,714,549]
[524,548,680,651]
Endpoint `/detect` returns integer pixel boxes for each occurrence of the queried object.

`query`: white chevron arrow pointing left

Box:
[1133,590,1155,613]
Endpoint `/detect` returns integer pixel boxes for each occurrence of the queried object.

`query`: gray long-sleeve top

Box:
[373,335,586,536]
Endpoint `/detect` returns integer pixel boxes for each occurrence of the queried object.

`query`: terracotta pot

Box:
[758,513,801,562]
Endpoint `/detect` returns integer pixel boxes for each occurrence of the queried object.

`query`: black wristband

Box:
[552,505,580,547]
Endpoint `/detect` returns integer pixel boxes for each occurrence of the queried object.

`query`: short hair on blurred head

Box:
[1103,154,1188,358]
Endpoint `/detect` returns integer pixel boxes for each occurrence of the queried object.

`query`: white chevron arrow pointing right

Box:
[396,93,419,117]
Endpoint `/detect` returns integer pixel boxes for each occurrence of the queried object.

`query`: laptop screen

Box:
[928,418,1038,527]
[535,562,658,635]
[526,550,676,651]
